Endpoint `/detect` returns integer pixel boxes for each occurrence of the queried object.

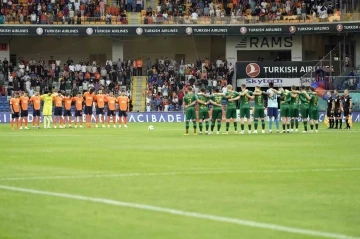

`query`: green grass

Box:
[0,122,359,239]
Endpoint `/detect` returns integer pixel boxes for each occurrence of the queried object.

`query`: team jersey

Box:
[19,96,29,110]
[184,94,197,109]
[30,95,41,110]
[83,92,95,107]
[197,93,209,110]
[117,96,130,111]
[343,95,352,108]
[41,94,54,109]
[254,91,264,108]
[299,92,309,107]
[266,89,278,108]
[240,91,253,108]
[63,97,72,110]
[210,94,223,109]
[309,92,318,109]
[53,95,63,107]
[95,94,106,108]
[73,97,84,111]
[334,95,341,109]
[280,91,291,106]
[10,98,20,112]
[106,96,116,111]
[327,97,334,110]
[290,92,300,108]
[225,91,239,109]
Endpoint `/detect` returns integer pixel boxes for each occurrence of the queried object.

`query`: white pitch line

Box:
[0,185,358,239]
[0,168,359,181]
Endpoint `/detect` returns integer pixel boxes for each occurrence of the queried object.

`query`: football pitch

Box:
[0,122,359,239]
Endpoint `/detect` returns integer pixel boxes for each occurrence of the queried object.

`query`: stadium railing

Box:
[3,12,360,25]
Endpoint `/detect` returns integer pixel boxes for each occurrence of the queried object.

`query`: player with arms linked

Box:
[266,82,279,133]
[196,88,210,134]
[183,87,197,135]
[250,85,266,134]
[224,85,239,134]
[19,91,30,130]
[30,92,41,129]
[289,86,300,132]
[231,84,253,134]
[308,87,319,133]
[10,92,21,130]
[209,88,224,135]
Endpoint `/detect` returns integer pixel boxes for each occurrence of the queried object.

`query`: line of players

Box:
[9,89,130,130]
[182,83,353,135]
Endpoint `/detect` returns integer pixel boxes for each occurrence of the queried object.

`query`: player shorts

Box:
[198,109,209,120]
[118,110,127,117]
[107,110,115,116]
[300,106,309,119]
[280,105,290,118]
[54,107,62,116]
[63,109,72,117]
[326,109,333,118]
[212,108,222,120]
[334,108,341,118]
[96,107,105,115]
[240,107,250,118]
[75,110,82,117]
[343,108,350,117]
[43,107,52,116]
[253,108,264,118]
[33,110,41,117]
[267,107,278,118]
[21,110,28,117]
[225,108,236,119]
[84,106,92,115]
[309,108,319,120]
[12,112,20,119]
[185,108,196,121]
[290,107,299,118]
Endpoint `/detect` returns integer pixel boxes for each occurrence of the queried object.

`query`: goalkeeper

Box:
[41,90,55,128]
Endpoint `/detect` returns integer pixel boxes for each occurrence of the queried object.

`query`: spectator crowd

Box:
[0,0,135,24]
[143,0,341,24]
[0,56,147,100]
[144,57,234,112]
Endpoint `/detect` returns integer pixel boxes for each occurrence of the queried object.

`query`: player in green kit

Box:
[233,84,253,134]
[273,88,291,133]
[197,88,210,134]
[250,85,266,134]
[289,85,300,132]
[183,87,197,135]
[299,85,310,133]
[40,90,55,129]
[224,85,239,134]
[209,88,224,135]
[308,87,319,133]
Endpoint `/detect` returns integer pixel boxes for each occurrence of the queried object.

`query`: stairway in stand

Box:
[127,12,141,24]
[131,76,147,112]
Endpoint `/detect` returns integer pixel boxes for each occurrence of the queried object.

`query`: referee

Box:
[343,89,352,129]
[333,90,343,129]
[326,91,335,129]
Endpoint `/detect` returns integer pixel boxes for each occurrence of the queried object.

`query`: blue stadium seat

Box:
[0,106,5,112]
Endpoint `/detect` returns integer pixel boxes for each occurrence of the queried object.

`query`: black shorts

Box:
[326,109,333,118]
[96,107,105,115]
[12,112,20,119]
[84,106,92,115]
[118,110,127,117]
[54,107,62,116]
[33,110,41,117]
[75,110,83,117]
[63,109,72,117]
[344,108,350,117]
[107,110,115,116]
[334,108,341,118]
[21,110,28,117]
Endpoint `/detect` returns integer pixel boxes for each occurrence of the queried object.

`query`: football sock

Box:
[211,121,215,131]
[282,124,285,130]
[310,124,314,130]
[234,122,237,131]
[295,119,299,129]
[290,119,294,129]
[286,124,290,130]
[335,119,338,128]
[275,118,279,130]
[261,120,265,130]
[205,121,209,131]
[248,124,251,130]
[315,123,318,130]
[269,117,273,130]
[254,119,258,130]
[185,121,189,130]
[339,119,342,129]
[226,122,230,131]
[217,121,221,131]
[199,122,203,131]
[241,124,244,130]
[44,117,47,128]
[304,121,307,131]
[193,121,196,130]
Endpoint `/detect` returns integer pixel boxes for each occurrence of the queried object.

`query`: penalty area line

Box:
[0,168,360,181]
[0,184,358,239]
